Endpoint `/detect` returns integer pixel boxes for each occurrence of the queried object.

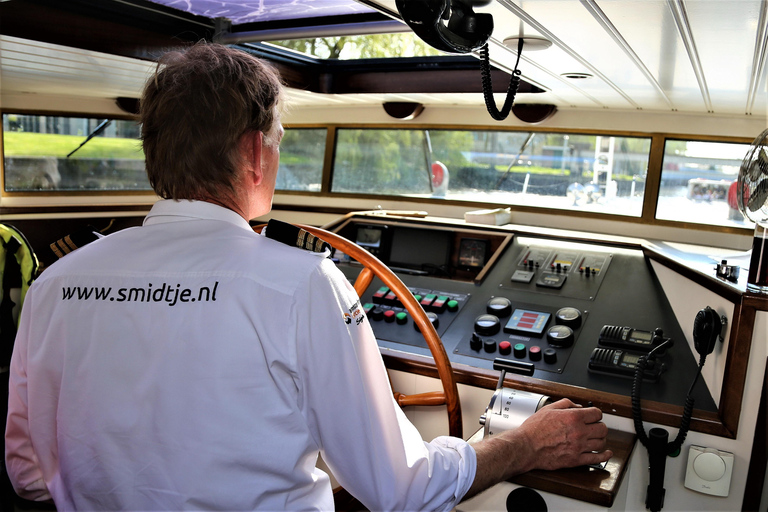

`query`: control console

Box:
[333,218,717,412]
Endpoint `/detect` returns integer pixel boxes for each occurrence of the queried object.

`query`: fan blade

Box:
[750,148,768,181]
[747,179,768,212]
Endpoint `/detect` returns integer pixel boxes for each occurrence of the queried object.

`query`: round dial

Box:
[546,325,575,348]
[474,314,501,336]
[555,307,582,328]
[486,297,512,317]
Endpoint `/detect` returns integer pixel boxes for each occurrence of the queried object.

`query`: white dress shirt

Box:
[6,199,476,511]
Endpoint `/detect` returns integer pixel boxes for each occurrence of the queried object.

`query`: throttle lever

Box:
[493,357,535,389]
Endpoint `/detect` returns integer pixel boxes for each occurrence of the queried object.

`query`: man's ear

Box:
[243,130,264,186]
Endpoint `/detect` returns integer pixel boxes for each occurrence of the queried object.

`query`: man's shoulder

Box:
[41,226,139,273]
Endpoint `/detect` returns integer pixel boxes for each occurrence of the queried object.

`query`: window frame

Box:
[306,124,753,237]
[328,125,654,218]
[1,109,755,237]
[1,109,154,199]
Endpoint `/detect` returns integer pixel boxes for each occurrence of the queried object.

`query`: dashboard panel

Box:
[332,217,717,414]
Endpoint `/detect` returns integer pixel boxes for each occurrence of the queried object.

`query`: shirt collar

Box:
[143,199,254,232]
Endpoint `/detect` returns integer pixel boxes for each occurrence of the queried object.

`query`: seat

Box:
[0,224,40,512]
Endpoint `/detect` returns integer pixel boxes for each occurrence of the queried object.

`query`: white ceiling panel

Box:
[1,36,155,100]
[367,0,766,117]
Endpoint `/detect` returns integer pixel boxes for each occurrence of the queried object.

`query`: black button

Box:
[470,333,483,351]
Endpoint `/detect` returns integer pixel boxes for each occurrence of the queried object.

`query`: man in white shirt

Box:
[5,43,611,511]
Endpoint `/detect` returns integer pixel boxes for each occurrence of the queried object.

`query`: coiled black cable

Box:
[631,339,704,454]
[480,37,523,121]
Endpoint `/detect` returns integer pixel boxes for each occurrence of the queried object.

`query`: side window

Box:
[2,114,149,192]
[657,139,752,227]
[276,128,326,192]
[431,131,650,217]
[331,128,651,218]
[332,129,432,195]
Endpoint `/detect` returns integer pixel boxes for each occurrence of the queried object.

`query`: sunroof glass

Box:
[268,34,446,59]
[145,0,376,25]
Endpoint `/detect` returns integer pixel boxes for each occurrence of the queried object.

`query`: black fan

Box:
[737,129,768,292]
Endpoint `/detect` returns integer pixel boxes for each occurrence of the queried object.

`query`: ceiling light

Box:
[502,36,552,51]
[561,72,593,79]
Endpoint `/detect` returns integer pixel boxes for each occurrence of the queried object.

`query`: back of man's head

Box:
[140,43,283,200]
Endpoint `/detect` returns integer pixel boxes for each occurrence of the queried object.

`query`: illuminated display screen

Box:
[622,353,641,365]
[633,330,653,341]
[356,227,382,248]
[504,309,551,335]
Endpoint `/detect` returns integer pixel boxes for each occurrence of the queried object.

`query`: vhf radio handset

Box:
[631,306,726,512]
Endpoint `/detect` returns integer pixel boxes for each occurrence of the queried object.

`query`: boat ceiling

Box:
[0,0,766,119]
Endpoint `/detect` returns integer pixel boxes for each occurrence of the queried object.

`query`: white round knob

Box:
[693,452,726,482]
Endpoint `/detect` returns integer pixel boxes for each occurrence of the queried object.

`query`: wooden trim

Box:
[642,134,666,222]
[288,123,754,143]
[720,301,757,436]
[464,426,636,507]
[1,106,755,238]
[321,127,336,194]
[509,428,636,507]
[742,358,767,511]
[383,350,733,437]
[0,204,152,216]
[471,233,514,284]
[1,108,138,122]
[296,189,751,237]
[328,215,514,284]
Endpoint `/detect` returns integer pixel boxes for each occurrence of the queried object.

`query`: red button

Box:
[372,287,389,304]
[420,294,436,307]
[383,310,396,323]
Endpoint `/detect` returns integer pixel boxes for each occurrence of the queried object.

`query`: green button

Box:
[447,299,459,312]
[395,312,408,325]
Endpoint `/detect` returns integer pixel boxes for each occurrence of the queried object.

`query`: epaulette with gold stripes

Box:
[264,219,330,253]
[49,226,100,259]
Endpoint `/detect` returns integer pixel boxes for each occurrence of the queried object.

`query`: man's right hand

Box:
[512,398,612,472]
[465,398,612,500]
